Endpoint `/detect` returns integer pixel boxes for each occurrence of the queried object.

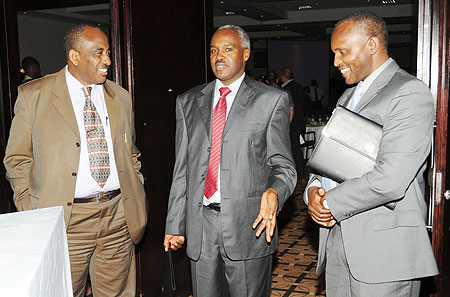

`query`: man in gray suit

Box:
[163,25,296,296]
[305,11,438,297]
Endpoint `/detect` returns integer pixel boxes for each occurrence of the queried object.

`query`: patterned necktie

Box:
[82,86,110,187]
[204,87,231,199]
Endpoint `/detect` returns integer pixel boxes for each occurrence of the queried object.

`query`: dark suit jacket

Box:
[165,75,297,261]
[4,68,148,244]
[283,80,306,132]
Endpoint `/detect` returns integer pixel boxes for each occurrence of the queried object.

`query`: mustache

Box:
[215,60,226,66]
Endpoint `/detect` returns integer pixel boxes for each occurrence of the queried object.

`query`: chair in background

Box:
[300,131,316,160]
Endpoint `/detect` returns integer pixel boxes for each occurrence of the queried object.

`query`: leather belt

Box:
[204,203,221,211]
[73,189,121,203]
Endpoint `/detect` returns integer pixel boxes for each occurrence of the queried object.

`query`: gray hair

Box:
[217,24,251,51]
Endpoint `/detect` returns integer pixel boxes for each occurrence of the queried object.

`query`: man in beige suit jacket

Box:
[4,25,147,297]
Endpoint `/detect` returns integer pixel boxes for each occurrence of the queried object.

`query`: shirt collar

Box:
[358,58,393,94]
[281,79,293,88]
[215,72,245,95]
[65,65,101,92]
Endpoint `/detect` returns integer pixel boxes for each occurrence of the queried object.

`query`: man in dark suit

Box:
[163,25,296,296]
[4,25,147,297]
[280,67,307,179]
[305,10,438,297]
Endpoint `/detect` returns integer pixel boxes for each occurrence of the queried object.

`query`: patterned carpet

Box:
[271,182,326,297]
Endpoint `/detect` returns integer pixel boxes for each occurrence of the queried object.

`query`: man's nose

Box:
[333,55,341,68]
[103,53,111,66]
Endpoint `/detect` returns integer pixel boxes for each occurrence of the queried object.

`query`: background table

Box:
[0,206,73,297]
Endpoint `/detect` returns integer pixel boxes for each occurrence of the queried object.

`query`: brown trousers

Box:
[67,194,135,297]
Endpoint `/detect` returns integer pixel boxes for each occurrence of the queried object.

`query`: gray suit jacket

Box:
[305,61,438,283]
[165,75,297,261]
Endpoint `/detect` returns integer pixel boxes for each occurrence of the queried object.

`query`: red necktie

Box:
[204,87,231,199]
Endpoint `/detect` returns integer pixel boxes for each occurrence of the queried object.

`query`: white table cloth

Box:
[0,206,73,297]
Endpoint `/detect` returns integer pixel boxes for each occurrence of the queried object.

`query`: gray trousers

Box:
[190,206,272,297]
[325,224,421,297]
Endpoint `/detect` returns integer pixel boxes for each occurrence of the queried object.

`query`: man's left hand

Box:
[253,188,278,243]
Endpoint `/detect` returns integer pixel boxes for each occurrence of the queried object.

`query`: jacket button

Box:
[72,172,77,176]
[198,202,202,207]
[67,202,72,206]
[76,142,80,147]
[207,147,211,152]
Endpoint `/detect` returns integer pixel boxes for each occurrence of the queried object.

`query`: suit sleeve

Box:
[165,96,187,235]
[3,87,33,211]
[266,91,297,213]
[326,80,434,222]
[129,95,144,185]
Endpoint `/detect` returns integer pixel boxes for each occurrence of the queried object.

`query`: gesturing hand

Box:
[253,188,278,243]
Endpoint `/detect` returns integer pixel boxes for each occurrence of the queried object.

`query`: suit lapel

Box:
[51,68,80,140]
[103,82,120,141]
[223,75,255,137]
[354,60,400,112]
[196,82,215,141]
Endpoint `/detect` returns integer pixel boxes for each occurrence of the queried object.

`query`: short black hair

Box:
[21,56,39,72]
[337,10,388,49]
[63,24,98,57]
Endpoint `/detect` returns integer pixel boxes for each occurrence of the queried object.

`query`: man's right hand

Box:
[307,186,336,228]
[163,234,185,251]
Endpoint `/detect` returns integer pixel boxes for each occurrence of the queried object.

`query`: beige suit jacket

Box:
[4,68,147,244]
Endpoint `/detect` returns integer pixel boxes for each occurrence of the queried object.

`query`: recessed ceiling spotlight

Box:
[260,14,264,18]
[220,1,224,4]
[225,11,235,15]
[243,8,247,12]
[298,5,312,10]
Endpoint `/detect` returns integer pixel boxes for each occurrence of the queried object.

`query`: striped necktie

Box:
[204,87,231,199]
[82,86,110,187]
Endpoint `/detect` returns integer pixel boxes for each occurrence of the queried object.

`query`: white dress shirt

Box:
[203,72,245,205]
[65,66,120,198]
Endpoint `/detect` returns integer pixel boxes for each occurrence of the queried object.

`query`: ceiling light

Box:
[220,1,224,4]
[225,11,235,15]
[243,8,247,12]
[298,5,312,10]
[260,14,264,18]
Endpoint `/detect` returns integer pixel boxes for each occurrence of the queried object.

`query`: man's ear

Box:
[243,48,250,62]
[368,36,380,55]
[68,49,80,66]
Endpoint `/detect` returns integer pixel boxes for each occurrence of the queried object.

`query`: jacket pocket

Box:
[372,210,419,231]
